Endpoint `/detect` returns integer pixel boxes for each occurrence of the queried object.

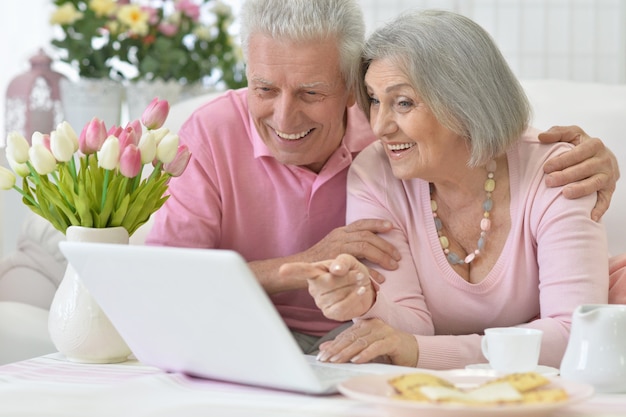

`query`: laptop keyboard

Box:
[305,356,377,383]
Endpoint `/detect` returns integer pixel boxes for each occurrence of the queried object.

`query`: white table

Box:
[0,354,624,417]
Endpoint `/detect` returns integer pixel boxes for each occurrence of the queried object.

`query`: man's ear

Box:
[347,90,357,107]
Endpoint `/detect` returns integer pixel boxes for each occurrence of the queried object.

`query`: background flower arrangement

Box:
[50,0,122,79]
[50,0,247,89]
[0,98,191,236]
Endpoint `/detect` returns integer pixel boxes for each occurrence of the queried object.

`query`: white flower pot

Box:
[59,78,123,131]
[48,226,132,363]
[126,79,183,122]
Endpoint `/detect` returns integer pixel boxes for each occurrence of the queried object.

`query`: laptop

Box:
[58,242,405,394]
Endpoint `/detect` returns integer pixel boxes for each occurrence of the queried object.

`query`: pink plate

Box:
[338,369,594,417]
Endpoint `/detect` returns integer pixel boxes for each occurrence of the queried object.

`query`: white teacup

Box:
[481,327,543,373]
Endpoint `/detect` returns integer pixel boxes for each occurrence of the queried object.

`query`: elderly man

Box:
[146,0,620,353]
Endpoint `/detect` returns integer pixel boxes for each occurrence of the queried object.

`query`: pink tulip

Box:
[108,125,123,137]
[118,125,141,150]
[119,144,142,178]
[163,144,191,177]
[79,118,108,154]
[127,119,143,137]
[142,98,170,130]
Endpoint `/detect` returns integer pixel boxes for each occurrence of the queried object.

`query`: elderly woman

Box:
[280,9,609,370]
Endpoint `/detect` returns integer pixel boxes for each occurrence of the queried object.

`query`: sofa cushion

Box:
[520,79,626,256]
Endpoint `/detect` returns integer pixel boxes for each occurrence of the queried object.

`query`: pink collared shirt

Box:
[146,88,376,336]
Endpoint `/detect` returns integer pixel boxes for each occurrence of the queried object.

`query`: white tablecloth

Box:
[0,354,624,417]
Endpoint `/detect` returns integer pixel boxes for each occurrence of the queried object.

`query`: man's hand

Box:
[540,125,620,221]
[249,219,398,294]
[303,219,401,283]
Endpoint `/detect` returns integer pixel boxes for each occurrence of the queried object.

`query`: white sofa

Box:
[521,80,626,257]
[0,80,625,365]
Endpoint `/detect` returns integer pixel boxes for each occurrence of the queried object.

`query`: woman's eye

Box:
[369,96,380,105]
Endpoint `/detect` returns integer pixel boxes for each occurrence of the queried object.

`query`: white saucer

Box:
[465,363,560,376]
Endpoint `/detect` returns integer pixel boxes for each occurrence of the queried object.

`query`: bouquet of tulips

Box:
[0,98,191,235]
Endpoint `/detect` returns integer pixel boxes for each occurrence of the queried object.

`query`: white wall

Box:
[1,0,625,256]
[358,0,626,84]
[0,0,54,256]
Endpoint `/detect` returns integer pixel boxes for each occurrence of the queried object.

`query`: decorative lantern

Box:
[4,49,65,146]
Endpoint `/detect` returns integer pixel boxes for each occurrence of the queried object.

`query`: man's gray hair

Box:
[240,0,365,92]
[359,9,531,166]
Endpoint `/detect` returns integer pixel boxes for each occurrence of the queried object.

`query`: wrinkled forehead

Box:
[244,30,337,59]
[247,34,344,83]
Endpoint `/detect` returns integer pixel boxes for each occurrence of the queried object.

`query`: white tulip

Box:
[6,131,30,164]
[150,127,170,143]
[156,132,179,164]
[7,157,30,177]
[50,129,76,162]
[29,144,57,175]
[97,136,120,170]
[0,166,16,190]
[138,131,157,164]
[30,131,46,147]
[56,121,79,152]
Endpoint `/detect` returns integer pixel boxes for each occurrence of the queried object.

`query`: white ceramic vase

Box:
[48,226,132,363]
[59,78,123,131]
[126,79,183,122]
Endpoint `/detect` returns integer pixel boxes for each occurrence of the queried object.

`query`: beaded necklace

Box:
[430,160,496,265]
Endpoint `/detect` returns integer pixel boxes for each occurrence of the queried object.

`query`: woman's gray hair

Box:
[240,0,365,93]
[359,9,531,167]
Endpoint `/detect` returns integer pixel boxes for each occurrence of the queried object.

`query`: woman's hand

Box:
[316,318,419,367]
[279,254,376,321]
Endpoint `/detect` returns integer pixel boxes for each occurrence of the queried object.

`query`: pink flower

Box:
[175,0,201,21]
[127,119,143,137]
[143,6,159,25]
[118,125,141,150]
[142,98,170,130]
[163,144,191,177]
[79,118,107,155]
[119,144,142,178]
[107,125,124,138]
[158,22,178,37]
